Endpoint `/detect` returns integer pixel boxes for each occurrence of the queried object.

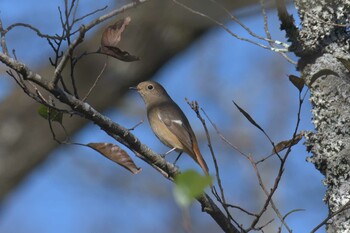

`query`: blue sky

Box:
[0,1,326,233]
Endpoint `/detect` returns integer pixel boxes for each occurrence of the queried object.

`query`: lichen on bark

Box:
[294,0,350,231]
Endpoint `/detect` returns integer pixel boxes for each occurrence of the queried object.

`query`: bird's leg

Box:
[173,152,183,165]
[161,147,179,178]
[161,147,176,158]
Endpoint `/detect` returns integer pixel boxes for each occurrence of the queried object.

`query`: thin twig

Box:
[82,61,107,101]
[172,0,288,53]
[247,87,306,232]
[0,19,9,55]
[276,0,302,55]
[203,110,249,159]
[210,0,289,48]
[72,0,80,23]
[63,0,80,98]
[51,0,148,86]
[256,132,303,164]
[74,5,108,23]
[128,119,144,131]
[5,23,63,39]
[178,0,297,65]
[259,0,296,64]
[47,99,71,144]
[224,203,258,217]
[195,0,296,64]
[47,111,64,144]
[246,156,292,232]
[255,218,275,231]
[255,152,276,164]
[0,28,240,233]
[253,85,306,232]
[260,0,272,41]
[205,91,305,231]
[185,100,235,226]
[310,201,350,233]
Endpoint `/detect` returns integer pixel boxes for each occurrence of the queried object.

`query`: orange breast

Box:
[148,111,184,151]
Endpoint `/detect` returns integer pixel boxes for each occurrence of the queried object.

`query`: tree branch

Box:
[276,0,302,55]
[52,0,148,86]
[0,50,240,233]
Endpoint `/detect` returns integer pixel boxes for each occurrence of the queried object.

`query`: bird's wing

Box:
[157,102,209,175]
[157,102,195,154]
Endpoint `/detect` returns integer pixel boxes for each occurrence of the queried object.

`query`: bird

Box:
[130,81,209,175]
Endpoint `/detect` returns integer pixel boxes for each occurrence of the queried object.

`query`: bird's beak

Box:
[129,86,138,91]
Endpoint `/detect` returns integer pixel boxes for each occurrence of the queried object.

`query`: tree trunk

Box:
[288,1,350,231]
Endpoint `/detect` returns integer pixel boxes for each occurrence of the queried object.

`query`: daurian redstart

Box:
[131,81,209,175]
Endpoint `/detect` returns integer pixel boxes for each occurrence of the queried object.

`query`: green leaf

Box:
[37,104,63,123]
[173,170,212,208]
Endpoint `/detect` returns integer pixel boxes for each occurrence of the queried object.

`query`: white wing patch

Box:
[171,119,183,126]
[157,112,163,121]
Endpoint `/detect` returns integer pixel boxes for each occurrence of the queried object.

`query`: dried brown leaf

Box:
[288,75,304,92]
[100,46,139,62]
[101,17,131,47]
[100,17,139,62]
[233,101,264,133]
[272,133,303,154]
[87,142,141,174]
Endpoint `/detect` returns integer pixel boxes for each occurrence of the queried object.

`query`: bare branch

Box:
[203,110,249,159]
[0,19,9,55]
[52,0,148,86]
[276,0,302,55]
[185,100,237,227]
[210,0,289,48]
[173,0,289,53]
[0,52,49,86]
[74,5,108,23]
[310,201,350,233]
[5,23,63,39]
[224,203,259,217]
[259,0,272,41]
[82,60,107,101]
[0,48,240,233]
[128,119,144,131]
[260,0,296,64]
[247,157,292,232]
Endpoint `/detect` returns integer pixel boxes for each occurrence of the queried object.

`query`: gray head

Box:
[132,81,171,106]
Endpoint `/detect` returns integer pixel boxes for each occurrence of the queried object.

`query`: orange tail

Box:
[192,141,209,176]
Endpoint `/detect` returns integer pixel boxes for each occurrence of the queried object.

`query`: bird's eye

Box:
[147,84,154,90]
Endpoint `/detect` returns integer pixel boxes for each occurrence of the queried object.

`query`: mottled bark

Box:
[281,0,350,232]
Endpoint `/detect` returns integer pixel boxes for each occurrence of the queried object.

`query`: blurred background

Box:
[0,0,327,232]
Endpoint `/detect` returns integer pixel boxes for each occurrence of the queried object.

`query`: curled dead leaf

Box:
[233,101,265,133]
[100,17,139,62]
[101,17,131,47]
[288,75,305,92]
[87,142,141,174]
[100,46,139,62]
[273,133,303,154]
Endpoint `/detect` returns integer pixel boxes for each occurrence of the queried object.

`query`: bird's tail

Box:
[192,141,209,176]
